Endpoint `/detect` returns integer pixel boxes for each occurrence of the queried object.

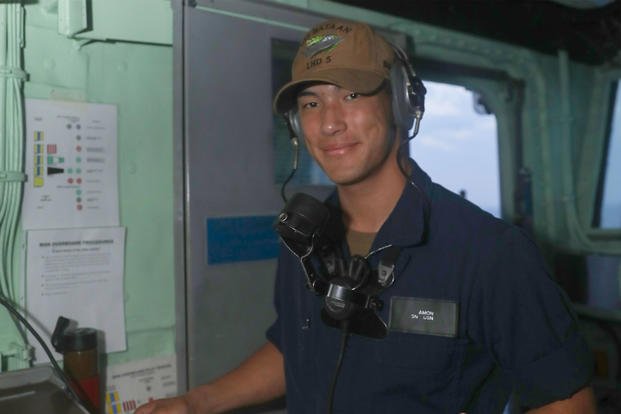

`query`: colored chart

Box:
[23,99,118,229]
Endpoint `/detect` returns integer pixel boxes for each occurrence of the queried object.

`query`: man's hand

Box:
[134,395,194,414]
[133,342,284,414]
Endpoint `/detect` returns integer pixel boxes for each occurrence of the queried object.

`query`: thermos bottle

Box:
[52,316,100,413]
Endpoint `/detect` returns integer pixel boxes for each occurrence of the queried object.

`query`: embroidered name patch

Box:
[389,297,458,337]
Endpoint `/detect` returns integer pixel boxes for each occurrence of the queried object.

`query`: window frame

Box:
[592,80,620,229]
[579,69,621,243]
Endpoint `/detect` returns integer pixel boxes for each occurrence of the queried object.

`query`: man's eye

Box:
[345,92,359,100]
[301,101,318,109]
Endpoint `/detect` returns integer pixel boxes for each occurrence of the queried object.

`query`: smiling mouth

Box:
[322,142,358,155]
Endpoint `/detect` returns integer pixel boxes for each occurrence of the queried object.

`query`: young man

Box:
[136,19,596,414]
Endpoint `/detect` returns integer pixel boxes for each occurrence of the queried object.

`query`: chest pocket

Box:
[370,332,468,413]
[374,332,459,374]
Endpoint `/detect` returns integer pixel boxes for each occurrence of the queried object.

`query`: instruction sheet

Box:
[26,227,126,362]
[105,355,178,413]
[22,98,118,229]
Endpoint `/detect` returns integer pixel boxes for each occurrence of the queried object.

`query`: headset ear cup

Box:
[389,45,427,136]
[390,61,415,133]
[287,110,304,140]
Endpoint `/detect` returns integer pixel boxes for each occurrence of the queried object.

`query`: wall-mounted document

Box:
[22,99,118,229]
[105,355,178,413]
[26,227,126,362]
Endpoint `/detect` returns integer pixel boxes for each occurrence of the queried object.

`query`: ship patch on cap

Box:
[272,19,395,114]
[304,34,342,58]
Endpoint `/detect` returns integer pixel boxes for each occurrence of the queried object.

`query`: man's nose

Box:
[320,103,346,136]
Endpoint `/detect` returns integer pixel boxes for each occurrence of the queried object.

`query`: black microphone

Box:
[274,193,389,338]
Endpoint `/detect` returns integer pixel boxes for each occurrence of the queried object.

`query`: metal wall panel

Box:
[179,2,325,410]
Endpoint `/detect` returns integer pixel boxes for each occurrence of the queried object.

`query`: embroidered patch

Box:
[304,34,342,58]
[389,296,458,337]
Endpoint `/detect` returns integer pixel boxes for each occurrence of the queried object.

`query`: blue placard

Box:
[206,216,280,264]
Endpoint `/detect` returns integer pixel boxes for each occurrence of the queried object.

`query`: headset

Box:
[284,43,426,143]
[275,45,427,337]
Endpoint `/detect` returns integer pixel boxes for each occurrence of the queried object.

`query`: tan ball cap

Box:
[273,19,395,114]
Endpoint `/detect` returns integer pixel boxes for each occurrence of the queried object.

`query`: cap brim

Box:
[273,69,386,114]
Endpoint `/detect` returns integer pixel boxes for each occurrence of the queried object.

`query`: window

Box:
[409,81,501,217]
[595,81,621,229]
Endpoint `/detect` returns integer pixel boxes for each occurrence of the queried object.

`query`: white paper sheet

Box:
[22,99,119,229]
[26,227,126,362]
[105,356,178,413]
